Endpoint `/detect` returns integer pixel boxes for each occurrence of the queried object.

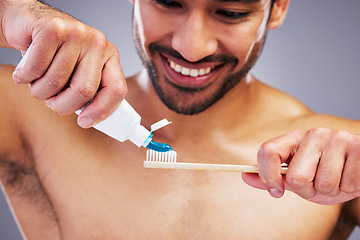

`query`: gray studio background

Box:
[1,0,360,239]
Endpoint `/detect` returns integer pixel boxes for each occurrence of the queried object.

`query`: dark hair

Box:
[270,0,276,14]
[271,0,276,8]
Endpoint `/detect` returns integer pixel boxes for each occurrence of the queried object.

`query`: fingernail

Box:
[269,189,283,198]
[78,116,94,128]
[45,101,54,111]
[12,71,21,84]
[13,77,21,84]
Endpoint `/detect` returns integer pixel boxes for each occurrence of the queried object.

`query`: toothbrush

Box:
[143,150,288,174]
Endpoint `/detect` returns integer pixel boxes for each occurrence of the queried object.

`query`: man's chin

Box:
[160,100,211,116]
[153,83,220,115]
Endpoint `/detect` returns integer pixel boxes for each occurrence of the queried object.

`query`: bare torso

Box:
[0,65,358,239]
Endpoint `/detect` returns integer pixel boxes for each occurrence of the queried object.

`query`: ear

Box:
[268,0,290,29]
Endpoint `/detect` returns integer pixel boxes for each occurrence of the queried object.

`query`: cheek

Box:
[218,19,267,65]
[141,10,176,49]
[222,29,257,63]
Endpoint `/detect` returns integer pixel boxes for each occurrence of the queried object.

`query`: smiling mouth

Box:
[167,59,214,77]
[158,52,227,89]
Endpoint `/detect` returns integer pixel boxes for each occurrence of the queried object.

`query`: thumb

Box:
[242,173,290,198]
[242,173,267,190]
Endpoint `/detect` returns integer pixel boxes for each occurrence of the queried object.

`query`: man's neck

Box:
[126,69,265,144]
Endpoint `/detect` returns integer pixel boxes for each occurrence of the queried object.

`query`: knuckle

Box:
[108,42,120,58]
[91,30,107,51]
[72,22,88,40]
[75,85,96,100]
[349,137,360,153]
[286,173,312,189]
[111,83,127,100]
[314,179,338,195]
[306,127,329,138]
[340,179,360,194]
[258,141,279,158]
[27,63,45,79]
[44,17,69,41]
[330,130,350,144]
[47,75,65,90]
[340,184,359,194]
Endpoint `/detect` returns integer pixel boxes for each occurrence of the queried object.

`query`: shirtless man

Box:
[1,0,360,239]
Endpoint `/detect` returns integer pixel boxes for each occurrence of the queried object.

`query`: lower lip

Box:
[160,55,220,88]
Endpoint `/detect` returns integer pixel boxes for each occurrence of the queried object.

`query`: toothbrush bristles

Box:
[145,149,177,163]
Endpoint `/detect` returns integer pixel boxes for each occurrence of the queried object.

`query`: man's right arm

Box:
[0,0,127,128]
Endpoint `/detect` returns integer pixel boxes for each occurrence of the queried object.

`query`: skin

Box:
[0,0,360,239]
[0,0,127,127]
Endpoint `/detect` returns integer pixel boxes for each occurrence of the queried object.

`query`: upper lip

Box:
[160,53,223,70]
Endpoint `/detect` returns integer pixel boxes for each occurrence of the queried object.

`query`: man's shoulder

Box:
[258,81,359,130]
[292,113,360,134]
[257,83,360,134]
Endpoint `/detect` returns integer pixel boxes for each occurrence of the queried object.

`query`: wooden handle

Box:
[144,161,288,174]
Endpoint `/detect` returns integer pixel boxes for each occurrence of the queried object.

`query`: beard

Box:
[133,21,267,115]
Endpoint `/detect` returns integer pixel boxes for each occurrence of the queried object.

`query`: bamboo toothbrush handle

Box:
[143,161,288,174]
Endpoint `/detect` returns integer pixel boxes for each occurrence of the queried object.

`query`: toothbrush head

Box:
[145,149,177,163]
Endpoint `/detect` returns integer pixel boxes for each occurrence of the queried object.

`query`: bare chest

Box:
[108,168,341,240]
[3,134,344,240]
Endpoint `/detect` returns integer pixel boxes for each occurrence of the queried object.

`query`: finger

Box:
[314,131,349,197]
[77,53,127,128]
[45,30,114,115]
[45,50,103,116]
[257,130,305,198]
[12,37,59,84]
[242,173,265,189]
[285,128,331,199]
[340,139,360,194]
[29,42,80,100]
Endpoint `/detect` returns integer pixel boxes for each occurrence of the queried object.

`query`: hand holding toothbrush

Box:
[243,128,360,205]
[0,0,127,128]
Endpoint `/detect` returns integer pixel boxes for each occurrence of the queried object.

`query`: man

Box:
[0,0,360,239]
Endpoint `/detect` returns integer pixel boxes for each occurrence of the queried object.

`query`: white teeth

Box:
[174,64,182,73]
[199,68,205,76]
[170,61,176,69]
[181,67,190,76]
[190,69,199,77]
[168,59,213,77]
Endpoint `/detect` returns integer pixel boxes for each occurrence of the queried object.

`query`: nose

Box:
[171,11,218,62]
